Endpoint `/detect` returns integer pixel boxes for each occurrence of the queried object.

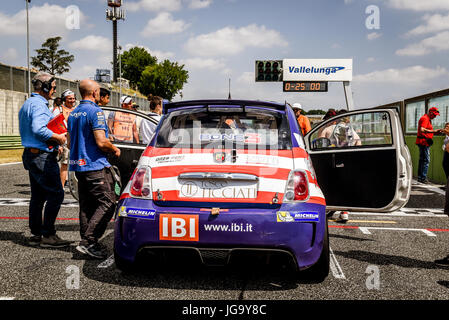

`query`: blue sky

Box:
[1,0,449,110]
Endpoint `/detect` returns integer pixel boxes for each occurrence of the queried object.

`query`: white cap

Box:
[292,103,302,110]
[61,89,75,99]
[120,95,133,105]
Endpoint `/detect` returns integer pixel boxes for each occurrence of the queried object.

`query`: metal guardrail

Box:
[0,136,23,150]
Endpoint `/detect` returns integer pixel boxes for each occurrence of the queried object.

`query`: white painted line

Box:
[329,247,346,280]
[0,162,21,166]
[97,255,115,269]
[355,227,437,237]
[0,297,15,300]
[412,179,445,195]
[421,229,437,237]
[0,198,78,207]
[359,227,372,235]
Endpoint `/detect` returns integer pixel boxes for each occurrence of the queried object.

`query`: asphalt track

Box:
[0,162,448,301]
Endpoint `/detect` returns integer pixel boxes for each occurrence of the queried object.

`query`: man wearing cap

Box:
[416,107,442,183]
[107,95,139,143]
[54,89,77,187]
[292,103,312,136]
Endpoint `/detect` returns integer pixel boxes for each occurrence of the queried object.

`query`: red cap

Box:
[429,107,440,115]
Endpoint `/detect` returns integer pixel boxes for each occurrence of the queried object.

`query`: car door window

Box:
[104,110,150,145]
[310,111,392,150]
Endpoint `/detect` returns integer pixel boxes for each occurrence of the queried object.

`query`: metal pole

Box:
[113,18,118,83]
[118,45,122,99]
[26,0,31,96]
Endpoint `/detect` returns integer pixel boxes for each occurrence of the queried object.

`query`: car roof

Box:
[163,99,287,115]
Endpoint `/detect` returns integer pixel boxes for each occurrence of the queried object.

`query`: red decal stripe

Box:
[142,147,307,159]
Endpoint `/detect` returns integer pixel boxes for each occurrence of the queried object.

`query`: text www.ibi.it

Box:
[203,223,253,232]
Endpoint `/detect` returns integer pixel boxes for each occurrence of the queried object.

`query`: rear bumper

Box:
[114,198,326,270]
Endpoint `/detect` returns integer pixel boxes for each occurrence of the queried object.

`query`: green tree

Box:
[121,47,157,87]
[31,36,74,75]
[138,60,188,100]
[306,109,326,115]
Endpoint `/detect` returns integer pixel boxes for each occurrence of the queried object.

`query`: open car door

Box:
[68,106,159,200]
[304,108,412,213]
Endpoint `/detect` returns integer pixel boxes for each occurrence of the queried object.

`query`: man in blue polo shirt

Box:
[19,71,70,247]
[67,79,120,259]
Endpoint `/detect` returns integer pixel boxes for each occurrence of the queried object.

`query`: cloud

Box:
[69,35,112,52]
[126,0,182,12]
[0,3,86,39]
[366,57,376,62]
[141,12,190,37]
[385,0,449,11]
[180,58,231,74]
[396,31,449,56]
[0,48,18,64]
[367,32,382,40]
[124,43,175,61]
[406,13,449,36]
[188,0,213,9]
[184,24,288,57]
[237,71,255,84]
[354,65,449,85]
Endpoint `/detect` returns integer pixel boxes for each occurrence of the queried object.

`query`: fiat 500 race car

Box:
[93,100,411,280]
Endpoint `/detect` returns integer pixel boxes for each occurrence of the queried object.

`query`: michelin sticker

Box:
[119,206,156,220]
[277,211,319,223]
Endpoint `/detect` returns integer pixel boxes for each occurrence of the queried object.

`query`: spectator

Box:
[416,107,441,184]
[317,108,337,139]
[292,103,311,136]
[435,122,449,266]
[99,88,110,107]
[67,79,121,259]
[53,89,76,188]
[51,97,63,113]
[140,94,162,145]
[18,71,70,248]
[107,95,140,143]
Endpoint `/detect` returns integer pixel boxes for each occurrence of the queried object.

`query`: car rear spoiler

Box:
[163,99,288,115]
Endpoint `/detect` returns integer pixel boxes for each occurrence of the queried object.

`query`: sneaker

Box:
[75,244,89,255]
[336,211,349,223]
[434,255,449,267]
[40,234,71,248]
[85,243,107,259]
[27,235,41,247]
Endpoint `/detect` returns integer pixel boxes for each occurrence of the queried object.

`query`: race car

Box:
[109,99,411,280]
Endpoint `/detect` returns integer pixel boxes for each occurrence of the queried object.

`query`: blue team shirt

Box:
[67,100,110,172]
[19,93,55,152]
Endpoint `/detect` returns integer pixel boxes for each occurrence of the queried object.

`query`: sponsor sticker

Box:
[154,155,185,164]
[159,214,199,241]
[121,207,156,219]
[277,211,319,223]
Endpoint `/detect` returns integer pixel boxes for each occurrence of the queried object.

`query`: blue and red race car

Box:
[94,99,411,280]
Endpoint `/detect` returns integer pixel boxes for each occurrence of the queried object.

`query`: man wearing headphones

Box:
[53,89,77,188]
[19,72,70,248]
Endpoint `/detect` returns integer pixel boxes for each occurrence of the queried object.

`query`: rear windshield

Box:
[156,107,292,150]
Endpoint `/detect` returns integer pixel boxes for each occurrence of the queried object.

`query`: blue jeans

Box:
[417,145,430,181]
[22,149,64,237]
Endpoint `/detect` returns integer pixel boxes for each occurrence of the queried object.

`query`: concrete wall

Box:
[0,89,27,136]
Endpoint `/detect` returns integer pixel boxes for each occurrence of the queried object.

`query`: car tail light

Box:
[284,170,309,202]
[130,166,152,199]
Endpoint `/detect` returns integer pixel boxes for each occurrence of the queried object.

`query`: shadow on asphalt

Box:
[329,234,375,242]
[0,230,74,253]
[437,280,449,289]
[79,232,328,291]
[333,250,448,270]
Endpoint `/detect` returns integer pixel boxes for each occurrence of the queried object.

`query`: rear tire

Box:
[301,220,330,282]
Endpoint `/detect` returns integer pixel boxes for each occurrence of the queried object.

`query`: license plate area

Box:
[178,178,258,199]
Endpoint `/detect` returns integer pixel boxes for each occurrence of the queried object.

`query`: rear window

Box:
[156,107,292,150]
